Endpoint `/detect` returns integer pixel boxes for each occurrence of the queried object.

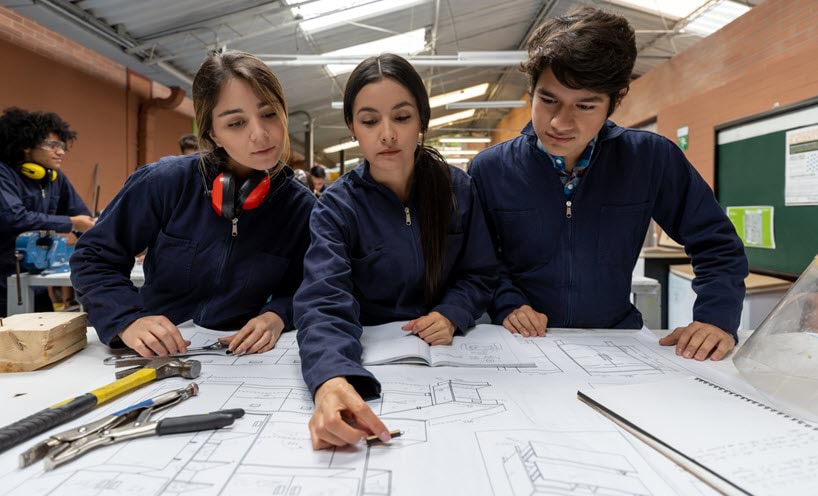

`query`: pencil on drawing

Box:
[366,429,403,446]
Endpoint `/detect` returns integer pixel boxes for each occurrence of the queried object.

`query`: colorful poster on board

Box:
[727,206,776,249]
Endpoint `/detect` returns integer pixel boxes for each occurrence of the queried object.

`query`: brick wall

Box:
[0,7,194,210]
[612,0,818,186]
[0,7,125,88]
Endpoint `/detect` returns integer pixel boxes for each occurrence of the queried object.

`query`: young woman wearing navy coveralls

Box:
[71,51,315,357]
[294,54,498,450]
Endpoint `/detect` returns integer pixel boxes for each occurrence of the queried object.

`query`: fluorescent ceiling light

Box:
[343,157,361,165]
[324,28,427,76]
[684,0,751,36]
[428,109,476,129]
[331,101,343,109]
[323,140,359,153]
[440,149,479,156]
[429,83,489,109]
[285,0,427,33]
[457,51,524,60]
[263,51,525,68]
[438,137,490,143]
[446,158,470,164]
[607,0,706,19]
[446,100,526,110]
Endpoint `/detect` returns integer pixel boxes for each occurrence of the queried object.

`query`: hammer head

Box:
[147,357,202,380]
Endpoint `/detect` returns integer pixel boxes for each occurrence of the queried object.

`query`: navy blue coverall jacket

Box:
[295,163,498,398]
[469,121,748,338]
[70,155,315,345]
[0,161,90,315]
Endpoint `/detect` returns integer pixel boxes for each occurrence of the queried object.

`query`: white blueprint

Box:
[0,326,727,496]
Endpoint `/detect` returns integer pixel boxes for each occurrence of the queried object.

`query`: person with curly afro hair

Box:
[0,107,94,316]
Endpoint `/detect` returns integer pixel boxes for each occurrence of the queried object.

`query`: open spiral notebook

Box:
[578,376,818,496]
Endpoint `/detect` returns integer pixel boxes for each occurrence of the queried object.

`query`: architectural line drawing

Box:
[555,340,682,377]
[375,379,507,425]
[501,440,652,496]
[497,340,563,375]
[4,373,510,496]
[185,332,301,366]
[4,379,392,496]
[1,327,705,496]
[476,430,677,496]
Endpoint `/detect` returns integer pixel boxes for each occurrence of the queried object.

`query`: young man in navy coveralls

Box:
[469,7,748,361]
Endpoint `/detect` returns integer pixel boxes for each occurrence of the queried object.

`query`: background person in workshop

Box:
[0,107,94,317]
[309,165,327,197]
[178,133,198,155]
[294,53,498,450]
[70,50,314,357]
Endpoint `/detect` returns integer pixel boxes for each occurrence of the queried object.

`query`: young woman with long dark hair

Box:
[294,53,497,449]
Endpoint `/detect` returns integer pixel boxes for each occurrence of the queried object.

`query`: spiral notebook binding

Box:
[693,377,818,430]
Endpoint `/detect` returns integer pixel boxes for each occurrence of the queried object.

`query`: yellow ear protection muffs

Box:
[20,162,57,182]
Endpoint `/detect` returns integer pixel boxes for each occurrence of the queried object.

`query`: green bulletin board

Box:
[716,101,818,276]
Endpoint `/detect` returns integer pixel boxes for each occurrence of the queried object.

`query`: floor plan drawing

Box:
[497,338,563,375]
[554,338,684,377]
[476,430,677,496]
[375,379,506,425]
[2,376,395,496]
[2,366,513,496]
[0,326,726,496]
[183,330,301,367]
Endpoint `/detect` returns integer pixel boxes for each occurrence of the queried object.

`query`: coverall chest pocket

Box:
[350,244,398,301]
[597,202,651,265]
[495,209,560,269]
[245,251,290,296]
[19,188,42,212]
[148,230,196,292]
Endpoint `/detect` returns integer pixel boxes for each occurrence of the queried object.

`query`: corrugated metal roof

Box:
[5,0,764,162]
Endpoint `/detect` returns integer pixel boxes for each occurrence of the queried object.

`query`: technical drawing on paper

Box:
[476,430,676,496]
[1,327,704,496]
[555,339,683,377]
[3,379,393,496]
[3,370,511,496]
[374,379,506,425]
[183,330,301,366]
[497,338,563,375]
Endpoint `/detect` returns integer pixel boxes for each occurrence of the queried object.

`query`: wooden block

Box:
[0,312,88,372]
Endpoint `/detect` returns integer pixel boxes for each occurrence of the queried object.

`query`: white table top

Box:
[0,327,770,496]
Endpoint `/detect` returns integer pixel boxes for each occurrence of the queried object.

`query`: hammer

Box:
[0,357,200,455]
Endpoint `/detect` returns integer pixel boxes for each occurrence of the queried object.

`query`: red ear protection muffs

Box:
[210,170,271,219]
